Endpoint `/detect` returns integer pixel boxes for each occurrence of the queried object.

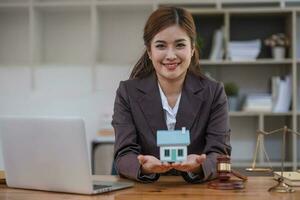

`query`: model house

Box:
[157,127,190,163]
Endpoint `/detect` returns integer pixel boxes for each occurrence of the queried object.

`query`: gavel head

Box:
[217,155,231,181]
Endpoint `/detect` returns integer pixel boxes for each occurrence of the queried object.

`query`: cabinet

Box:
[188,2,298,170]
[0,0,299,171]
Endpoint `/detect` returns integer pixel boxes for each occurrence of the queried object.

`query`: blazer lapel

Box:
[175,73,205,131]
[136,74,167,134]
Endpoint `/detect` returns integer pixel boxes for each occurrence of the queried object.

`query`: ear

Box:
[147,48,152,60]
[191,45,195,56]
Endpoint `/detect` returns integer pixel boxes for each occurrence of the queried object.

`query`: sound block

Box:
[208,180,245,190]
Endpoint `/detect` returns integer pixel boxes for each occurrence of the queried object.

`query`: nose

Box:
[166,48,177,60]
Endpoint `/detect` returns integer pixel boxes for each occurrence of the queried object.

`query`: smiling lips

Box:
[163,62,180,70]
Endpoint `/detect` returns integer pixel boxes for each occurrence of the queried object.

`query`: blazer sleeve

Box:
[182,82,231,183]
[201,82,231,182]
[112,81,159,182]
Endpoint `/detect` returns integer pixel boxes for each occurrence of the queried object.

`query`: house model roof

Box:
[157,129,190,146]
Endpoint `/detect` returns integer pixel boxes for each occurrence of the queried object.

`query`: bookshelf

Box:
[186,2,299,169]
[0,0,300,172]
[32,5,92,66]
[96,4,152,65]
[0,6,30,66]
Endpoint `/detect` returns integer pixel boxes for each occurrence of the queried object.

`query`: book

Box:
[273,75,292,112]
[273,171,300,186]
[271,76,280,111]
[209,27,224,61]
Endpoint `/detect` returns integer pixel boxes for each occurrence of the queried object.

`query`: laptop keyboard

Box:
[93,184,112,190]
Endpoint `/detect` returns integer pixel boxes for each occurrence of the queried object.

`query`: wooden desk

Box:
[0,176,299,200]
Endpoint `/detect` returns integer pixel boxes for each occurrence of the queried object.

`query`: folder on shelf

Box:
[272,75,292,112]
[273,171,300,186]
[209,27,224,61]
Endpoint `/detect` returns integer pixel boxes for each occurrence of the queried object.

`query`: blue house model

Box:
[157,127,190,162]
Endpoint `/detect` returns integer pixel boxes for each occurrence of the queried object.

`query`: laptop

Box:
[0,117,133,194]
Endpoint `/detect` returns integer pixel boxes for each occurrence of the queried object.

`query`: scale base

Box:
[268,178,295,193]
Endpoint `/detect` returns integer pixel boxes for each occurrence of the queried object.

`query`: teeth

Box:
[164,63,177,67]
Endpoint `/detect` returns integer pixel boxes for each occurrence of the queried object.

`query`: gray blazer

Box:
[112,72,231,183]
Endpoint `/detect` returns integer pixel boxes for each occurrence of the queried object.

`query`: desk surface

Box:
[0,176,299,200]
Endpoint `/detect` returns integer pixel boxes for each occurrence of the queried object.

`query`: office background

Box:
[0,0,300,173]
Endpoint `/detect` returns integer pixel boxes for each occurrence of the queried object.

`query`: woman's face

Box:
[148,25,194,82]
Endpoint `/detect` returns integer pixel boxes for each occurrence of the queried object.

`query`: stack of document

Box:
[274,171,300,186]
[228,39,261,61]
[243,94,272,112]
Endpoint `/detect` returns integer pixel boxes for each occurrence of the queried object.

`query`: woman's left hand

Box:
[171,154,206,173]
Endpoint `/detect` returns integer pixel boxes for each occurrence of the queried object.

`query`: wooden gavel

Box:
[208,155,248,190]
[217,155,248,181]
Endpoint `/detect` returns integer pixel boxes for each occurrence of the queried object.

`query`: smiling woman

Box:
[149,25,194,84]
[112,7,231,184]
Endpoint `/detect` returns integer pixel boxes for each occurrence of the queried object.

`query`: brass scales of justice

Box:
[245,126,300,193]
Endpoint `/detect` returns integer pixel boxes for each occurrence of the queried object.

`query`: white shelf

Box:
[33,0,90,7]
[231,161,253,167]
[0,0,29,8]
[232,159,293,168]
[96,0,154,6]
[260,162,294,167]
[0,7,30,66]
[232,161,294,168]
[96,5,153,65]
[33,6,92,65]
[229,111,293,117]
[230,111,260,117]
[200,59,293,65]
[263,112,293,116]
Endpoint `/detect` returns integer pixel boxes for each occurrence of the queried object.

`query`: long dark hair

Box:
[130,7,201,79]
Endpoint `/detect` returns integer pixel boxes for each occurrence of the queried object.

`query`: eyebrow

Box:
[154,39,187,43]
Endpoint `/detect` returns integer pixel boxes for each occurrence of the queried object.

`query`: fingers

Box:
[137,154,206,173]
[171,162,185,170]
[162,162,171,167]
[195,154,206,164]
[172,162,187,172]
[162,162,172,172]
[137,155,147,165]
[171,162,181,167]
[172,154,207,172]
[138,155,172,174]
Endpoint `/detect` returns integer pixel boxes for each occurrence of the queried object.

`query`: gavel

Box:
[217,155,231,181]
[217,155,248,181]
[208,155,248,190]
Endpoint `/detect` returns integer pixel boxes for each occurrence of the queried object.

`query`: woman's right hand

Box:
[137,155,172,174]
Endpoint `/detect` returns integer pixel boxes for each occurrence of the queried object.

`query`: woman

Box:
[112,7,231,183]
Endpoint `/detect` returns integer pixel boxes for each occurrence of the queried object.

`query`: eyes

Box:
[155,42,187,50]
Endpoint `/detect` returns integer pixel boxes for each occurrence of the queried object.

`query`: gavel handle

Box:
[231,170,248,181]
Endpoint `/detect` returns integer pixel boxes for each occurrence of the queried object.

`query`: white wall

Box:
[0,64,131,169]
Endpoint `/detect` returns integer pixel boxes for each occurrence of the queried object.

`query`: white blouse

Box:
[158,83,181,130]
